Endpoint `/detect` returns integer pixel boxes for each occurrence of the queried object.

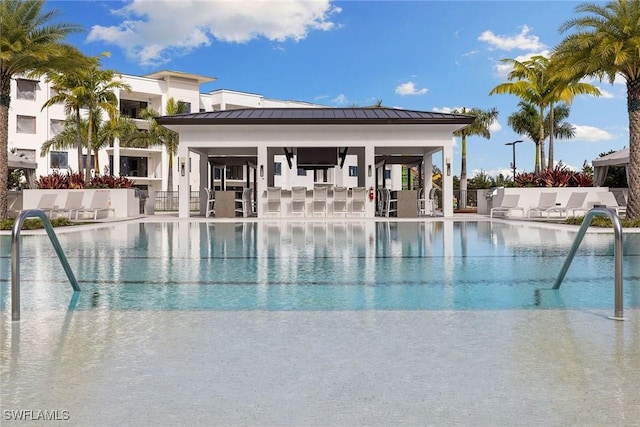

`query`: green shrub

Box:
[563,216,640,228]
[0,217,73,231]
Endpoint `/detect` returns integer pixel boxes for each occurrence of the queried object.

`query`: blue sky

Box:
[45,0,627,178]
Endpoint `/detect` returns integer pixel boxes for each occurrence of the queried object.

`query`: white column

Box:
[423,153,433,193]
[365,145,375,218]
[199,154,208,216]
[178,145,190,218]
[443,145,454,218]
[113,138,121,176]
[257,144,268,217]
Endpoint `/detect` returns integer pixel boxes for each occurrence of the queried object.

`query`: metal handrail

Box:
[553,207,624,320]
[11,209,80,321]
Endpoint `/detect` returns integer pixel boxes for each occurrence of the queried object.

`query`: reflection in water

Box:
[0,221,638,312]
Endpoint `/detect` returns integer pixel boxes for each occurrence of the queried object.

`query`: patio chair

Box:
[490,194,524,218]
[237,188,255,218]
[527,192,558,218]
[418,188,437,216]
[332,186,348,216]
[266,187,282,216]
[75,191,114,220]
[381,188,397,217]
[203,187,215,218]
[290,186,307,216]
[51,191,85,219]
[351,187,366,215]
[545,192,588,218]
[596,191,626,216]
[312,185,327,216]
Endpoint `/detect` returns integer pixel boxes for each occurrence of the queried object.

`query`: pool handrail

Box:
[11,209,81,321]
[552,207,624,320]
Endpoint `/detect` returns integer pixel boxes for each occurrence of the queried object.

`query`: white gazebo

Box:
[157,107,473,218]
[592,148,629,186]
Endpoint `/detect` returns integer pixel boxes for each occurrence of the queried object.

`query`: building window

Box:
[349,166,358,177]
[50,151,68,169]
[274,162,282,176]
[120,99,148,119]
[385,169,391,179]
[119,156,148,177]
[214,168,221,179]
[226,165,243,180]
[180,101,191,113]
[50,119,64,136]
[16,115,36,134]
[297,168,307,176]
[16,79,37,100]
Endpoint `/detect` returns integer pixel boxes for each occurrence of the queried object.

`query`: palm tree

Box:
[452,107,499,208]
[489,56,551,172]
[123,97,188,190]
[508,101,576,175]
[552,0,640,219]
[74,65,131,181]
[0,0,89,219]
[41,111,137,174]
[546,78,600,169]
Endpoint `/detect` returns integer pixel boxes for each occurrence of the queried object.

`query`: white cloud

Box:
[395,81,428,96]
[478,25,546,51]
[332,94,348,104]
[87,0,341,66]
[572,125,616,142]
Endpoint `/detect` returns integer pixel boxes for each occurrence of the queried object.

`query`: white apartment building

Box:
[8,70,401,196]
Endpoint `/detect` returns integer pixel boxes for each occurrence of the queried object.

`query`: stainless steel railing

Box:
[11,209,80,321]
[553,207,624,320]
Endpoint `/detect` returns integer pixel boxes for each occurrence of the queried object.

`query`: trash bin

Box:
[134,189,147,214]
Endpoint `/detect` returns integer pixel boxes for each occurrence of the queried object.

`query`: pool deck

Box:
[2,309,639,426]
[2,215,639,425]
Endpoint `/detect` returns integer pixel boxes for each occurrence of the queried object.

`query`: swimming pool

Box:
[1,220,639,426]
[1,220,639,312]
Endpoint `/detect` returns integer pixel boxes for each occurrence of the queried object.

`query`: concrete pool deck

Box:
[1,309,639,426]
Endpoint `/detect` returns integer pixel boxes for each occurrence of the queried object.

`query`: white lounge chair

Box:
[596,191,626,216]
[490,194,524,218]
[545,192,588,218]
[266,187,281,216]
[51,191,84,219]
[332,186,348,216]
[35,193,58,217]
[527,192,558,218]
[75,191,114,220]
[312,186,327,217]
[351,187,366,215]
[290,186,307,216]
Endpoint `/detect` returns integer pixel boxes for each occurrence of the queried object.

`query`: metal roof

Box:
[156,107,475,126]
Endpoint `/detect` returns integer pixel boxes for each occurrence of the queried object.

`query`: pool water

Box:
[1,221,639,312]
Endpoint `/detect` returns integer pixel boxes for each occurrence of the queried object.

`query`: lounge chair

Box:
[332,186,348,216]
[266,187,281,216]
[35,193,58,217]
[596,191,626,216]
[490,194,524,218]
[51,191,85,219]
[75,190,114,220]
[545,192,588,218]
[312,186,327,216]
[351,187,366,215]
[290,186,307,216]
[527,192,558,218]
